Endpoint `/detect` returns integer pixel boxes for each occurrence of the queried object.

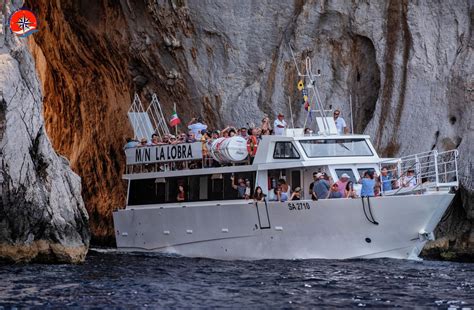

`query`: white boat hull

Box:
[113,193,453,260]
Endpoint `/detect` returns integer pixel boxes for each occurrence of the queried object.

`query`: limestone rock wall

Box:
[26,0,133,243]
[0,3,89,262]
[25,0,472,254]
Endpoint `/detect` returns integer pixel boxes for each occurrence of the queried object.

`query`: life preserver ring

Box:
[247,136,258,156]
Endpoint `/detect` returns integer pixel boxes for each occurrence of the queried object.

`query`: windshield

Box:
[300,139,373,157]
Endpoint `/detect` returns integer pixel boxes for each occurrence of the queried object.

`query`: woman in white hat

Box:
[336,173,350,196]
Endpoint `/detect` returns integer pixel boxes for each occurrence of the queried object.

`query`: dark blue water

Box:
[0,251,473,308]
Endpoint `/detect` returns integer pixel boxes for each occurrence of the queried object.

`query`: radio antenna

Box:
[288,44,330,133]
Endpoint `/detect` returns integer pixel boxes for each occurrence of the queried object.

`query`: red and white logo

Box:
[9,8,38,37]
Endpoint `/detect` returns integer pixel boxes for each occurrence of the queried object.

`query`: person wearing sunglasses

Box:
[333,109,348,135]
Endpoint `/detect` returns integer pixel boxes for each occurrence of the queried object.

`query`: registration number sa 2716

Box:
[287,202,311,211]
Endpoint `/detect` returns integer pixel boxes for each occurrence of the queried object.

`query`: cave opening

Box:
[350,35,381,134]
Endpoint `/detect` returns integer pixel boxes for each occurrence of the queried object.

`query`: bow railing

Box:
[379,149,459,195]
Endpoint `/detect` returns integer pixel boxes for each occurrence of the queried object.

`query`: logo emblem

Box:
[9,8,38,37]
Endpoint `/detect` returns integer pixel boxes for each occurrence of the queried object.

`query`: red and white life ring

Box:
[247,136,258,156]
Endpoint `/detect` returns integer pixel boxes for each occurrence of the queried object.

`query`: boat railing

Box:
[124,142,252,175]
[379,149,459,195]
[124,158,252,175]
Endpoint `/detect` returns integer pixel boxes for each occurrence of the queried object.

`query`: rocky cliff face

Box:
[24,1,472,254]
[0,3,89,262]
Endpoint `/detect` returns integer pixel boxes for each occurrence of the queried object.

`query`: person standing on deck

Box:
[360,171,376,197]
[273,113,287,135]
[380,167,393,192]
[244,179,252,199]
[239,127,249,140]
[278,179,291,198]
[345,181,357,198]
[123,137,138,149]
[313,173,330,200]
[327,184,343,199]
[309,172,319,200]
[402,169,417,187]
[253,186,266,201]
[231,176,247,199]
[177,185,186,202]
[188,116,207,139]
[261,116,272,133]
[333,109,348,135]
[335,173,350,196]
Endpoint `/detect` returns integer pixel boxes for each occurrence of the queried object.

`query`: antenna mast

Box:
[289,44,330,134]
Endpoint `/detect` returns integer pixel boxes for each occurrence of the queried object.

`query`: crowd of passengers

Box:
[176,167,418,203]
[124,109,350,149]
[254,168,418,202]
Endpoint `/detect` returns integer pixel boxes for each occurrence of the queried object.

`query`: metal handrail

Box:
[379,149,459,196]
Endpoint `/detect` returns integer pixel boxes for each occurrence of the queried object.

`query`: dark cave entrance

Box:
[350,35,381,134]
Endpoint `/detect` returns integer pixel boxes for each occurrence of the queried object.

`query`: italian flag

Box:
[304,101,311,112]
[169,106,181,127]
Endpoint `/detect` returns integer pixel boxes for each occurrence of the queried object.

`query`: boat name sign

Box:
[126,143,203,164]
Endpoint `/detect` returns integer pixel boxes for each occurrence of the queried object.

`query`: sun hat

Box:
[341,173,350,179]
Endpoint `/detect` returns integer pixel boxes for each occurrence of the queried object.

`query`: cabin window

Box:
[189,176,202,201]
[222,174,235,200]
[198,176,208,200]
[227,172,255,199]
[291,170,301,190]
[335,169,357,183]
[127,172,256,205]
[299,139,373,158]
[273,142,300,159]
[128,178,166,205]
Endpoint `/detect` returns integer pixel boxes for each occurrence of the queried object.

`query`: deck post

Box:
[397,160,402,188]
[415,154,420,188]
[454,150,459,187]
[434,150,439,190]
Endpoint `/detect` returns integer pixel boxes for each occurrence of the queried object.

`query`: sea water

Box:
[0,251,472,308]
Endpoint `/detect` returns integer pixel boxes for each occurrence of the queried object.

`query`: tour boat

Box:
[113,100,459,260]
[113,58,459,260]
